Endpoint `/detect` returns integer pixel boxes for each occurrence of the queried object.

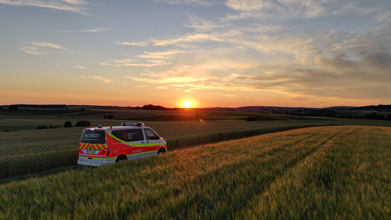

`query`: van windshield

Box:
[81,130,105,144]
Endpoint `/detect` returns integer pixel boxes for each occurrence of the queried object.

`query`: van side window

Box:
[112,129,144,142]
[144,128,160,140]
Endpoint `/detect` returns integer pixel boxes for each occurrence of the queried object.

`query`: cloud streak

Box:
[225,0,263,12]
[81,75,111,84]
[20,47,40,55]
[79,27,109,33]
[21,42,67,55]
[0,0,88,14]
[31,42,66,50]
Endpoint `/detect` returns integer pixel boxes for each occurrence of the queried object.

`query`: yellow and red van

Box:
[77,122,167,166]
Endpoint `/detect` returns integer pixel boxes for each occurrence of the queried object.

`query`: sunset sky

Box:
[1,0,390,108]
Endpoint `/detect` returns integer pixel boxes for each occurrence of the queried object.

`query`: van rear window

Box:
[81,130,105,144]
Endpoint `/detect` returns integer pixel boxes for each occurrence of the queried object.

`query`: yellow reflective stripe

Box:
[79,150,159,161]
[129,150,158,156]
[98,144,106,150]
[105,130,165,147]
[79,143,107,149]
[107,130,127,144]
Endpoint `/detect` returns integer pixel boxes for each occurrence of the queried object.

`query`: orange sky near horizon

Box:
[0,87,377,108]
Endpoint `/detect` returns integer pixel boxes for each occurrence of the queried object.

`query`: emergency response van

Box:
[77,122,167,166]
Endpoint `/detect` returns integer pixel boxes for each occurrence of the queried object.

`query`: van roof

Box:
[85,124,150,131]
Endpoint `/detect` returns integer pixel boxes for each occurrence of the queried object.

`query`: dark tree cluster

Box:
[64,121,73,127]
[361,112,391,120]
[141,104,167,110]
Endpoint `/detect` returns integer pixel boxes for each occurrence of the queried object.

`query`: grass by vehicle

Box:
[0,126,390,219]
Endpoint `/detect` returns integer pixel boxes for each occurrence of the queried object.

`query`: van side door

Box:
[111,128,144,160]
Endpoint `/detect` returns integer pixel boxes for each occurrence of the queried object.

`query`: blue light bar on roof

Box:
[121,122,144,126]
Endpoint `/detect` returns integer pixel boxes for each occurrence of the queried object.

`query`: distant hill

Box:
[2,104,390,112]
[353,104,391,111]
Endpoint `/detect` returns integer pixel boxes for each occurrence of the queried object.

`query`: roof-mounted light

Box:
[137,122,144,126]
[121,122,144,127]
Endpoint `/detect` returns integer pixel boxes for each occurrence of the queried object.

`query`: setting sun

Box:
[183,101,192,108]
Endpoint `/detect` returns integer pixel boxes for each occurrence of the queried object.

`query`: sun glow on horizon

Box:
[177,98,198,108]
[183,100,192,108]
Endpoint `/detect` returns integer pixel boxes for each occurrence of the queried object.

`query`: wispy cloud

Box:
[127,72,263,93]
[330,2,391,23]
[152,32,225,46]
[20,47,40,55]
[225,0,263,12]
[184,14,217,32]
[139,50,186,59]
[0,0,88,14]
[119,41,151,47]
[81,75,111,84]
[153,0,219,6]
[119,32,226,47]
[100,59,168,68]
[100,50,185,68]
[79,27,109,33]
[61,27,109,33]
[31,42,66,50]
[126,75,200,84]
[21,42,66,55]
[61,0,85,5]
[223,0,327,21]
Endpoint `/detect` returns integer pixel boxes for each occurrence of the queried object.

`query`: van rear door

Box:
[80,130,105,154]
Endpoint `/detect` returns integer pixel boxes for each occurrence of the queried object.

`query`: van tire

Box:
[116,155,127,163]
[158,148,166,154]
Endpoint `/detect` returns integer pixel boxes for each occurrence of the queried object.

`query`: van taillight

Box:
[103,149,109,156]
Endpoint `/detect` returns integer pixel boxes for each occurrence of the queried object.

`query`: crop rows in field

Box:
[1,126,390,219]
[0,120,335,178]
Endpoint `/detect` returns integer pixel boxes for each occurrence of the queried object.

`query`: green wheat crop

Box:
[0,126,390,219]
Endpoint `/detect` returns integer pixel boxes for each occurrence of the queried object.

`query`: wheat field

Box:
[1,125,390,219]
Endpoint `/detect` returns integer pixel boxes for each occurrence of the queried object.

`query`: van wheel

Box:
[158,148,166,154]
[116,155,127,163]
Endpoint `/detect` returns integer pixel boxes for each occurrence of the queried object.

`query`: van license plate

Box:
[84,149,99,154]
